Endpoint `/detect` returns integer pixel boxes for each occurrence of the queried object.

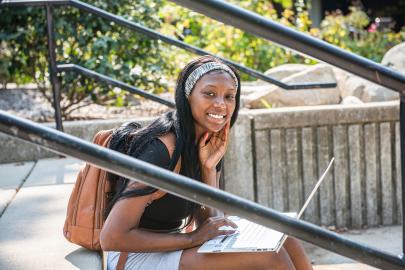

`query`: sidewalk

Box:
[0,157,101,270]
[0,157,402,269]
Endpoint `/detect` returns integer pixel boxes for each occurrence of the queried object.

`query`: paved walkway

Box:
[0,157,402,269]
[0,158,101,270]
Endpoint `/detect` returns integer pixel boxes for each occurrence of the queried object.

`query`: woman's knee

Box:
[264,250,296,270]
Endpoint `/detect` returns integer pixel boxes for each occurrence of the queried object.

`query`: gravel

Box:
[0,86,173,122]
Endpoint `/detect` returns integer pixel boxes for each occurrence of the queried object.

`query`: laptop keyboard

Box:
[238,222,266,244]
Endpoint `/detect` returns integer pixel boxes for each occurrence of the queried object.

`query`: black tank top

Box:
[136,138,221,232]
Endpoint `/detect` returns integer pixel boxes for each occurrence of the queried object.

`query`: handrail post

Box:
[45,3,63,131]
[400,94,405,257]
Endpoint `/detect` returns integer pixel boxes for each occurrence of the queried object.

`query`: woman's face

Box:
[188,71,237,137]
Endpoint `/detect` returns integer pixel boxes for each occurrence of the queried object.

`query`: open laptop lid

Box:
[198,157,335,253]
[297,157,335,219]
[275,157,335,253]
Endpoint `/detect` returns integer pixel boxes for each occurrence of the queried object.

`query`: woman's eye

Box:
[226,95,235,100]
[204,92,215,97]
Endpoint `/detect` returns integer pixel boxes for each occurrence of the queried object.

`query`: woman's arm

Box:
[194,170,223,225]
[196,123,231,224]
[101,191,189,252]
[100,186,235,252]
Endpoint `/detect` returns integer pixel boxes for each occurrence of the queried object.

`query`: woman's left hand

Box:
[198,121,230,172]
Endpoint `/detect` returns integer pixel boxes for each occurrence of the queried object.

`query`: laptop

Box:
[198,158,335,253]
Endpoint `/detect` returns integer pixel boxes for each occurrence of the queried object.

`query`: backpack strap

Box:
[116,252,128,270]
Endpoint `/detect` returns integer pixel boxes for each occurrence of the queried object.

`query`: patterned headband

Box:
[184,62,238,98]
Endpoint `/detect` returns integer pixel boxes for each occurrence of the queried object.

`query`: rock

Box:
[335,42,404,102]
[341,96,363,105]
[240,84,271,96]
[241,64,309,95]
[381,42,405,76]
[243,64,340,108]
[340,74,398,102]
[264,63,309,81]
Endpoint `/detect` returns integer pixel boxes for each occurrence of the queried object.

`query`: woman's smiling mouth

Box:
[207,113,226,119]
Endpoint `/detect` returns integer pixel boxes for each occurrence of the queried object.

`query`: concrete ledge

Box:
[0,117,155,163]
[248,101,399,129]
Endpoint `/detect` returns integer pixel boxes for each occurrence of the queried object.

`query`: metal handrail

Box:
[0,0,336,90]
[57,64,175,108]
[1,109,405,270]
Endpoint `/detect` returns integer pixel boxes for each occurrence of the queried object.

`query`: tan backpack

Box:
[63,126,182,251]
[63,129,114,251]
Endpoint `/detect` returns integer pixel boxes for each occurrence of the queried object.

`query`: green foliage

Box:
[1,1,404,119]
[159,1,318,81]
[160,1,404,80]
[0,1,168,118]
[319,7,405,62]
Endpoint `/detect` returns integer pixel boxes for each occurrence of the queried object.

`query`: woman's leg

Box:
[283,237,313,270]
[179,247,296,270]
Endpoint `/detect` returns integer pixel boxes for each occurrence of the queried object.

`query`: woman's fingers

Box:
[205,216,238,230]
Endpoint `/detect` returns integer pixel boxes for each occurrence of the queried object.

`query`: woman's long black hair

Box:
[105,55,241,218]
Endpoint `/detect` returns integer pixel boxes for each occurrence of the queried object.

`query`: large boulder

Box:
[243,64,340,108]
[339,74,398,102]
[241,64,309,95]
[381,42,405,76]
[336,42,404,102]
[341,95,363,105]
[264,63,309,81]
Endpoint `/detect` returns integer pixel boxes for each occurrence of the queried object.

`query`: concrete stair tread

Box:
[314,263,379,270]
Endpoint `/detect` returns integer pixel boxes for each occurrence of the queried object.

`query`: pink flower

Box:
[368,23,377,33]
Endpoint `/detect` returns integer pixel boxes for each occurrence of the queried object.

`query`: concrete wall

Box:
[224,101,401,229]
[1,101,401,228]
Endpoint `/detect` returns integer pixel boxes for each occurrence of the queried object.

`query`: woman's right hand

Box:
[189,216,238,247]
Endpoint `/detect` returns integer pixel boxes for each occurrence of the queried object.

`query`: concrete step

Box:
[314,263,378,270]
[302,225,402,267]
[0,157,101,270]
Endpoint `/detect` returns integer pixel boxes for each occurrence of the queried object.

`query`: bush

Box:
[0,0,169,118]
[159,1,404,80]
[319,7,405,62]
[159,0,316,81]
[1,1,404,118]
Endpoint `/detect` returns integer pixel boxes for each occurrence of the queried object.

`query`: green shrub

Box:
[319,7,405,62]
[159,0,316,81]
[159,1,404,80]
[0,0,169,118]
[1,1,404,119]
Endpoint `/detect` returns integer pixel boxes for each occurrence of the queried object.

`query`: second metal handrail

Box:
[57,64,175,108]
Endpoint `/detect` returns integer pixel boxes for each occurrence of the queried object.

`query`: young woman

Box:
[101,55,313,270]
